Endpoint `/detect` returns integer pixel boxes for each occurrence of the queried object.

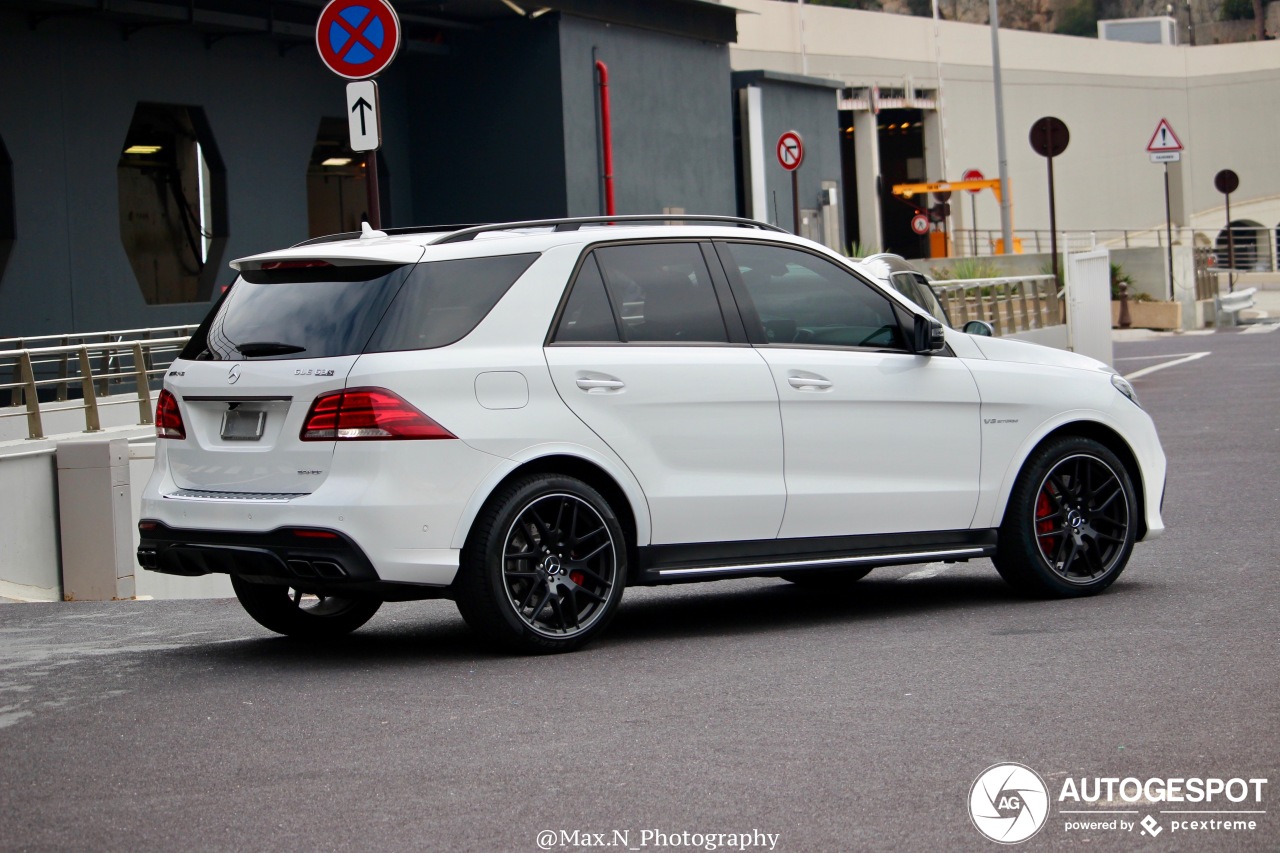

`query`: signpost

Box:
[777,130,804,235]
[1029,117,1069,284]
[1147,118,1184,301]
[316,0,401,229]
[1215,168,1239,292]
[346,80,380,152]
[962,168,984,256]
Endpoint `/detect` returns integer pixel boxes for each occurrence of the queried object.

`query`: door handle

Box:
[576,377,625,392]
[787,374,832,390]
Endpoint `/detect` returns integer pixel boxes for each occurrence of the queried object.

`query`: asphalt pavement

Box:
[1,325,1277,852]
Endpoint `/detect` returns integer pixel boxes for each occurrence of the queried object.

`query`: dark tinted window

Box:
[187,264,409,361]
[367,253,538,352]
[553,255,621,343]
[182,253,538,361]
[724,243,904,350]
[595,243,728,344]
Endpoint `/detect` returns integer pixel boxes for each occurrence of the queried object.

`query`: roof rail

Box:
[431,215,787,244]
[291,223,476,248]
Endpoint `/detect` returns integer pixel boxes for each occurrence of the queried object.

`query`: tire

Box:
[781,566,874,587]
[230,575,381,639]
[454,474,627,654]
[993,436,1137,598]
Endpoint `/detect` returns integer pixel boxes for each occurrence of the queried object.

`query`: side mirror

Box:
[912,314,947,355]
[963,319,995,337]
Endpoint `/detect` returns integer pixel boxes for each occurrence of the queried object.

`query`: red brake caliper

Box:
[1035,490,1057,557]
[569,571,585,586]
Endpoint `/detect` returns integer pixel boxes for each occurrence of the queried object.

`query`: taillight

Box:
[300,388,456,441]
[156,389,186,440]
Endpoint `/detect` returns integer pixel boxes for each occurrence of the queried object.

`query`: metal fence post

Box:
[18,351,44,440]
[77,347,102,433]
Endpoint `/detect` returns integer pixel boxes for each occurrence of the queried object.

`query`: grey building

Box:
[0,0,757,338]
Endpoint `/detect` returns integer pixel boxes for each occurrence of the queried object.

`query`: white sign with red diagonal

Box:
[777,131,804,172]
[1147,119,1183,163]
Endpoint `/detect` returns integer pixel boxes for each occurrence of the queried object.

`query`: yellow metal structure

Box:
[891,178,1003,202]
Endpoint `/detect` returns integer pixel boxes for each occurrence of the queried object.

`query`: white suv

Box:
[138,216,1166,653]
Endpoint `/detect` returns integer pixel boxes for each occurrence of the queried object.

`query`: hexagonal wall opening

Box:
[118,103,227,304]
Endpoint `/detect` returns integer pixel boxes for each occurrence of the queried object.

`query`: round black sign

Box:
[933,190,952,202]
[1214,169,1239,195]
[1029,117,1069,158]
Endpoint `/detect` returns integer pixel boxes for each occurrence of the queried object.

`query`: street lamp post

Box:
[989,0,1014,254]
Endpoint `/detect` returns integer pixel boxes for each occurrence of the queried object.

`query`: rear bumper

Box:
[137,521,450,601]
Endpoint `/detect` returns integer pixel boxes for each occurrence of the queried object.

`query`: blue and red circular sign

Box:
[316,0,401,80]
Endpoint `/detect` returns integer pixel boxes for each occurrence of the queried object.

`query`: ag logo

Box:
[969,763,1049,844]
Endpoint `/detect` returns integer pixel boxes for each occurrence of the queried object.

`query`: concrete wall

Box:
[558,16,737,217]
[729,0,1280,238]
[406,18,569,224]
[0,445,60,600]
[0,12,418,339]
[732,71,844,236]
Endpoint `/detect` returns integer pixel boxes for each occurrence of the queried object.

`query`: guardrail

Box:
[1,326,195,440]
[932,275,1063,336]
[952,226,1280,272]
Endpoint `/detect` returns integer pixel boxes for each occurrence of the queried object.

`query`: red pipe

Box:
[595,59,616,217]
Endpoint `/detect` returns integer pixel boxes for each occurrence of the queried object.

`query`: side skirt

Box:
[634,529,997,585]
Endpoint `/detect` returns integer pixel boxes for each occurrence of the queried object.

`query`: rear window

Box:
[181,254,538,361]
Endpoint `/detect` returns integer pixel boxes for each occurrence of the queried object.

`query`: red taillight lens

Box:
[156,389,186,440]
[300,388,456,441]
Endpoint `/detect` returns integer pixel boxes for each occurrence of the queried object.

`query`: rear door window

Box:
[592,242,729,344]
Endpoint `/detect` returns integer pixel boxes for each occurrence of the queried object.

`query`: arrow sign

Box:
[1146,118,1184,153]
[346,80,381,152]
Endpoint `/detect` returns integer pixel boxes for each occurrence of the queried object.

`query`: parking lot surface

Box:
[2,326,1277,852]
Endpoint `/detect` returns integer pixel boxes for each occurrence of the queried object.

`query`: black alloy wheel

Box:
[230,575,381,639]
[994,437,1137,597]
[455,474,626,654]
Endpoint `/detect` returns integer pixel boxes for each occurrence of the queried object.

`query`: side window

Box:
[365,253,538,352]
[724,243,905,350]
[594,243,728,344]
[552,255,622,343]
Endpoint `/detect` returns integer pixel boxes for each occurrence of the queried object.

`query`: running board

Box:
[634,530,997,585]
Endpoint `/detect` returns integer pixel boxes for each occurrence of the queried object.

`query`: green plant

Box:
[847,241,883,259]
[1110,262,1153,302]
[935,257,1004,280]
[1055,0,1099,36]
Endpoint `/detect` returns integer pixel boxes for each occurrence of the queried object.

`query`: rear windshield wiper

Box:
[234,341,308,357]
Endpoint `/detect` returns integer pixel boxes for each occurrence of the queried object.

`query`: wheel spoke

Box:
[571,584,606,604]
[518,578,544,612]
[529,586,553,623]
[1091,483,1122,513]
[505,549,540,561]
[549,594,570,632]
[292,588,303,606]
[1060,537,1081,575]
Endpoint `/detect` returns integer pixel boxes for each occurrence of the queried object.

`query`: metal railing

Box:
[932,275,1063,336]
[951,226,1280,272]
[1,326,195,440]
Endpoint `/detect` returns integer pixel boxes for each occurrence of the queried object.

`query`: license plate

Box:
[220,408,266,441]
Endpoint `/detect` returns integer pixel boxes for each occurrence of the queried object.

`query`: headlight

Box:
[1111,373,1141,408]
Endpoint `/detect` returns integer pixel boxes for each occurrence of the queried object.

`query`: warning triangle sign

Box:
[1146,119,1184,153]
